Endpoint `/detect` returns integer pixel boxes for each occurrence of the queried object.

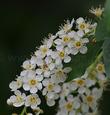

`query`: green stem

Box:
[20,107,27,115]
[87,51,103,74]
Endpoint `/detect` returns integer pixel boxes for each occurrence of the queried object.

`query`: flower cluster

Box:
[56,62,107,115]
[7,17,105,115]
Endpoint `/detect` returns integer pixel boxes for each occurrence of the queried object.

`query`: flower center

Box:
[59,51,65,58]
[96,64,104,73]
[29,79,37,86]
[16,96,22,102]
[30,96,37,104]
[65,102,73,111]
[79,23,86,30]
[75,41,82,48]
[17,80,22,87]
[47,83,54,91]
[26,64,33,69]
[56,70,64,77]
[63,37,70,43]
[42,64,48,71]
[76,79,85,86]
[86,95,94,103]
[41,47,48,54]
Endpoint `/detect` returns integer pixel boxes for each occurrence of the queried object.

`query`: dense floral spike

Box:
[56,64,106,115]
[7,17,106,115]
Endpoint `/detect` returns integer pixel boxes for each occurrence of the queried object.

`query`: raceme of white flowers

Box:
[7,17,106,115]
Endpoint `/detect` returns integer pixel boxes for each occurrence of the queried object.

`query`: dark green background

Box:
[0,0,109,115]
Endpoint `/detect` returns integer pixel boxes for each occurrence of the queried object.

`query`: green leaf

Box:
[66,41,103,82]
[96,0,110,41]
[96,20,110,41]
[103,39,110,77]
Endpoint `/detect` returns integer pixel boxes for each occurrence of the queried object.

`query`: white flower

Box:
[73,78,87,94]
[22,60,36,70]
[81,87,102,110]
[25,94,41,109]
[42,78,61,106]
[36,60,55,78]
[55,49,71,64]
[23,72,43,93]
[76,17,90,33]
[8,90,26,107]
[96,63,106,81]
[9,76,23,91]
[42,78,61,95]
[51,66,72,83]
[56,18,74,35]
[60,83,71,98]
[68,33,89,55]
[58,95,80,115]
[30,56,43,66]
[96,63,105,74]
[89,6,104,17]
[35,45,51,58]
[85,78,96,87]
[54,34,72,47]
[42,36,55,49]
[33,107,44,115]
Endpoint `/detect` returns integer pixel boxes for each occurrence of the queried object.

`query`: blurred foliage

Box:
[0,0,107,115]
[96,0,110,78]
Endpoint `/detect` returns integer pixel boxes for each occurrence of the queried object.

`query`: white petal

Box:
[78,87,86,94]
[23,84,30,91]
[36,75,43,81]
[74,101,80,109]
[7,99,12,105]
[54,85,61,93]
[42,79,49,86]
[37,83,42,90]
[65,47,71,55]
[42,88,47,95]
[81,104,89,113]
[31,104,37,109]
[45,56,52,64]
[51,52,58,59]
[68,31,76,38]
[77,30,84,37]
[20,70,28,77]
[49,63,55,70]
[14,90,21,95]
[76,17,84,24]
[71,48,78,55]
[64,56,71,63]
[36,58,43,66]
[9,81,18,91]
[47,92,54,99]
[69,110,76,115]
[63,67,72,73]
[55,58,62,65]
[47,99,55,106]
[80,46,87,54]
[36,69,42,75]
[13,102,24,107]
[44,71,50,77]
[82,38,89,43]
[56,45,64,51]
[54,39,62,45]
[30,87,38,93]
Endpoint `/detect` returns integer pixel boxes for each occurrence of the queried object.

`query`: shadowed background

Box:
[0,0,108,114]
